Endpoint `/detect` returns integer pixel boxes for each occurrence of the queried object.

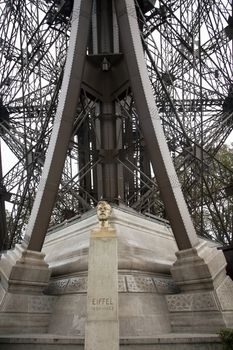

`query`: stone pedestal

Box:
[171,241,226,292]
[0,244,50,293]
[44,206,174,337]
[0,244,52,334]
[169,241,233,333]
[84,226,119,350]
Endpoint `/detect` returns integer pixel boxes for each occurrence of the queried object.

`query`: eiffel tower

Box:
[19,0,199,252]
[1,0,233,249]
[0,0,233,347]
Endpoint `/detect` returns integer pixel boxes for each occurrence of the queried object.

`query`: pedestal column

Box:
[85,202,119,350]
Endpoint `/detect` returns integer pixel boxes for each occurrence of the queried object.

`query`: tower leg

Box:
[23,0,93,252]
[115,0,198,251]
[115,0,233,332]
[0,0,93,334]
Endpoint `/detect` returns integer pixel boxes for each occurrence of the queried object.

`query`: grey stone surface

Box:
[217,276,233,311]
[67,277,87,293]
[0,334,222,350]
[119,294,171,336]
[153,278,180,294]
[126,275,156,293]
[118,275,127,292]
[0,245,50,293]
[0,292,55,334]
[43,207,177,276]
[169,311,226,333]
[169,241,233,331]
[0,313,49,334]
[171,241,227,292]
[1,207,232,339]
[0,245,53,335]
[0,293,55,313]
[45,279,69,295]
[43,208,178,338]
[46,274,173,337]
[85,227,119,350]
[45,274,178,295]
[48,294,87,336]
[167,292,219,312]
[44,208,233,337]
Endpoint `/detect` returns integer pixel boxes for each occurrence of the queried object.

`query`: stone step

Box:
[0,334,222,350]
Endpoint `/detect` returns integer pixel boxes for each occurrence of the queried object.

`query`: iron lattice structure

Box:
[0,0,232,249]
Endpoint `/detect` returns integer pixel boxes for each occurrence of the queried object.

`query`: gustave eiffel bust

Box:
[96,200,112,228]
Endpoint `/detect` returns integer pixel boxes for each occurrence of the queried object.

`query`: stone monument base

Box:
[0,244,52,334]
[43,206,177,337]
[169,241,233,333]
[0,205,232,348]
[0,334,222,350]
[45,271,174,337]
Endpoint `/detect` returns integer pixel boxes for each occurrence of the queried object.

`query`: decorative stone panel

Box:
[126,275,156,293]
[1,294,28,312]
[66,277,87,293]
[29,295,56,313]
[0,293,55,313]
[118,275,127,292]
[45,274,179,295]
[45,279,69,295]
[217,277,233,311]
[167,292,219,312]
[153,278,180,294]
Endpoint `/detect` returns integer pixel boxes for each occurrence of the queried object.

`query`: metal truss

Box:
[0,0,232,249]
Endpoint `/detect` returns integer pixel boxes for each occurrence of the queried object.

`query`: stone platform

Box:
[0,334,222,350]
[42,205,177,337]
[0,205,231,349]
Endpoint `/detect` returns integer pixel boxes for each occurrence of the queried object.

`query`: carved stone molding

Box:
[167,292,219,312]
[45,274,179,295]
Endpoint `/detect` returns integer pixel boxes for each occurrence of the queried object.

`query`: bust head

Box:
[96,201,112,227]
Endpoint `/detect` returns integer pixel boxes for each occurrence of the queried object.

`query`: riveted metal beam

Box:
[23,0,93,251]
[115,0,199,250]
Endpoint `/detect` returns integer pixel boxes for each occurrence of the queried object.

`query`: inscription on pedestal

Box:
[91,297,114,311]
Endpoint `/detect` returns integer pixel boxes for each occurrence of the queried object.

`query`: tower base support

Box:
[169,241,233,333]
[0,334,223,350]
[0,207,232,344]
[0,244,53,334]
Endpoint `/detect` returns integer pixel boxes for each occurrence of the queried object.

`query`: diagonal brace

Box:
[115,0,199,250]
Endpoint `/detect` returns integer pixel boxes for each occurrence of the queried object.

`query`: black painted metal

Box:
[218,244,233,281]
[0,0,232,248]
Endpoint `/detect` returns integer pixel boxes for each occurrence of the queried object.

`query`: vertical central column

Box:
[99,0,113,53]
[93,0,123,201]
[101,102,118,199]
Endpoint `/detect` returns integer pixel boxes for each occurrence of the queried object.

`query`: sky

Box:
[1,140,18,176]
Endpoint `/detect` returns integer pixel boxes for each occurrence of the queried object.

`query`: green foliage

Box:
[219,328,233,350]
[216,144,233,170]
